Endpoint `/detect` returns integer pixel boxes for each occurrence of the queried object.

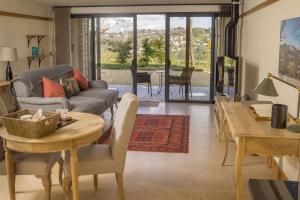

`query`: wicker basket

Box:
[0,110,60,139]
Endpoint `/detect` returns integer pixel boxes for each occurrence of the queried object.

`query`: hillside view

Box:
[98,19,212,72]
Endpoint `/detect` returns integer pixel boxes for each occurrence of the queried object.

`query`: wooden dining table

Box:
[0,112,105,200]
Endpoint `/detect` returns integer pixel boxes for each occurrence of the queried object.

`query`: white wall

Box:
[239,0,300,179]
[0,0,54,80]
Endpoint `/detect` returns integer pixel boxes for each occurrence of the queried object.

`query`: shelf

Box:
[26,35,47,48]
[27,55,47,69]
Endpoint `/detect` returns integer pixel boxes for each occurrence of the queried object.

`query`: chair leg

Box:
[149,81,152,96]
[115,173,125,200]
[93,174,98,190]
[40,175,52,200]
[63,177,72,200]
[110,106,114,120]
[58,158,63,186]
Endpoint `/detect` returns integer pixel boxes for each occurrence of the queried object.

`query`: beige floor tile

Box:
[0,103,276,200]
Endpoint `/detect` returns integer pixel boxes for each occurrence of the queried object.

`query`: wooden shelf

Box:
[27,55,47,69]
[26,35,47,47]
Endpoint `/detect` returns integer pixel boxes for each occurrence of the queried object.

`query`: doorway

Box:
[166,15,214,103]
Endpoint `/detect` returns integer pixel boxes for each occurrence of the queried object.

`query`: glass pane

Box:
[71,18,92,79]
[169,17,186,100]
[137,14,166,100]
[189,17,212,101]
[96,17,134,96]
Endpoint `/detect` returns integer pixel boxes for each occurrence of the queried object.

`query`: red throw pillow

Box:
[43,77,65,97]
[73,68,88,91]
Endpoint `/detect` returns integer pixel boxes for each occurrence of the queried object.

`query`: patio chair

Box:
[130,65,152,96]
[169,67,195,98]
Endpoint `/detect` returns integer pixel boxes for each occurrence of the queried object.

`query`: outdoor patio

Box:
[108,84,211,102]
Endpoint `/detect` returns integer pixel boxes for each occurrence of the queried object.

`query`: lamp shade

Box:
[0,47,18,62]
[253,78,279,97]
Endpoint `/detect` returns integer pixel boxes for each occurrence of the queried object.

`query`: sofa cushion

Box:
[0,152,61,176]
[43,77,65,97]
[73,68,88,91]
[12,65,73,97]
[59,78,80,98]
[69,96,106,115]
[78,88,119,107]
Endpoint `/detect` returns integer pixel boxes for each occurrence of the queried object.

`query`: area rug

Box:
[98,114,189,153]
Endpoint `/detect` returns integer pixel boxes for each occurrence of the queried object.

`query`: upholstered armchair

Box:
[63,93,139,200]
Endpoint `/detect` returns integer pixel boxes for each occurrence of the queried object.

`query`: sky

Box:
[100,15,212,32]
[281,16,300,49]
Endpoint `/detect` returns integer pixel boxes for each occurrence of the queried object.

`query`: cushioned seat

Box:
[64,145,118,176]
[68,96,106,115]
[0,152,61,176]
[63,93,139,200]
[78,88,119,107]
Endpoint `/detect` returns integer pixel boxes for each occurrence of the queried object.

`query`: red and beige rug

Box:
[98,114,189,153]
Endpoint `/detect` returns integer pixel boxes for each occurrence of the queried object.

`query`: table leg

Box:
[4,144,15,200]
[235,138,245,200]
[70,147,79,200]
[222,125,229,166]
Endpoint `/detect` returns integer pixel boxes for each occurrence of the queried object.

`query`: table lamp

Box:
[0,47,18,81]
[253,72,300,133]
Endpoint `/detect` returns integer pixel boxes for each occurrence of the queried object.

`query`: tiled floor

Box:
[109,84,211,102]
[0,103,274,200]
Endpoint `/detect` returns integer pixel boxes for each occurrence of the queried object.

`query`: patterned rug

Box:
[98,114,189,153]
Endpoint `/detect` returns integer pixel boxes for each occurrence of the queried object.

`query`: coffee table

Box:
[0,112,104,200]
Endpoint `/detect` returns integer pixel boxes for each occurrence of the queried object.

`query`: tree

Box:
[152,37,165,65]
[139,38,155,66]
[109,38,133,65]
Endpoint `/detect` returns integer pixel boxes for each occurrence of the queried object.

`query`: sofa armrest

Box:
[88,80,108,89]
[17,97,71,111]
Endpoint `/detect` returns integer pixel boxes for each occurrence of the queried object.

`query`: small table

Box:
[221,102,300,200]
[0,112,104,200]
[154,69,174,94]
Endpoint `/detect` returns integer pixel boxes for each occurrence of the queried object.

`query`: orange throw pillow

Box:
[73,68,88,91]
[43,77,65,97]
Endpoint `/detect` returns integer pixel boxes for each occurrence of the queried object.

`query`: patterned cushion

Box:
[59,78,80,98]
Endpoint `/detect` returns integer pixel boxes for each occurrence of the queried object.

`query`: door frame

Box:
[165,13,216,103]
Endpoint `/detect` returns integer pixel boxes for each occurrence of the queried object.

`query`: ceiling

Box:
[24,0,231,7]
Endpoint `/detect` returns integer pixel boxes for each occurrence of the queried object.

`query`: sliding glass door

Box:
[166,15,214,102]
[94,16,134,96]
[71,14,215,103]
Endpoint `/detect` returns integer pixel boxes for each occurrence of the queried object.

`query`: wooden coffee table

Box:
[0,112,104,200]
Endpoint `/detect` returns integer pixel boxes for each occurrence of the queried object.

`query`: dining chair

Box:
[169,67,195,98]
[63,93,139,200]
[130,65,152,96]
[0,97,63,200]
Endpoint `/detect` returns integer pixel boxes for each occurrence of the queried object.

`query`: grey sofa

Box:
[11,65,119,116]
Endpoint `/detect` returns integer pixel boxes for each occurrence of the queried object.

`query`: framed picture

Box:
[279,16,300,87]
